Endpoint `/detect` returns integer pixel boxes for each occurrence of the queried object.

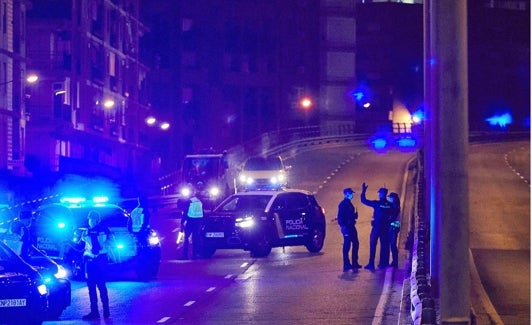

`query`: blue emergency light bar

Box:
[59,196,110,207]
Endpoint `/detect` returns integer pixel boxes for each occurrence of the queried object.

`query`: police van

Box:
[33,196,161,280]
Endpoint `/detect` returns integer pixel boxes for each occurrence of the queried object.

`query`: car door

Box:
[271,193,310,239]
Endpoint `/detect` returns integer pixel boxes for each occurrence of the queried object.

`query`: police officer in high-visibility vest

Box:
[180,190,204,259]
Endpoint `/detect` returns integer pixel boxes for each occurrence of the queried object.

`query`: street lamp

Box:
[0,73,39,86]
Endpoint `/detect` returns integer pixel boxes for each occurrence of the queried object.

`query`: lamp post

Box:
[0,73,39,174]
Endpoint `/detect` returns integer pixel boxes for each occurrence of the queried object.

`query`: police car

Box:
[198,189,326,257]
[33,196,161,281]
[0,239,49,325]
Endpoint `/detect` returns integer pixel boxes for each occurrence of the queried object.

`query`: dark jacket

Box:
[337,198,358,230]
[360,192,393,230]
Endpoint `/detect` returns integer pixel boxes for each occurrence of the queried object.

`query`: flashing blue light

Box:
[397,138,417,148]
[60,197,86,204]
[93,196,109,204]
[372,138,387,150]
[57,222,66,229]
[116,243,124,249]
[486,112,512,128]
[352,91,364,101]
[412,109,424,123]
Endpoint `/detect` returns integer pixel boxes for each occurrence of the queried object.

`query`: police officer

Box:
[181,190,204,259]
[337,187,361,272]
[82,211,111,320]
[361,183,393,270]
[388,192,401,268]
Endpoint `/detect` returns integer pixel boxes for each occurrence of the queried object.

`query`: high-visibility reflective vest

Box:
[187,197,203,218]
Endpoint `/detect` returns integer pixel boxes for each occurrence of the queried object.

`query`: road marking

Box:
[240,262,248,268]
[157,317,171,323]
[225,274,234,279]
[184,300,195,307]
[372,267,394,325]
[206,287,216,292]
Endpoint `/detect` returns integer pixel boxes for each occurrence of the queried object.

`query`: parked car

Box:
[198,189,326,257]
[33,196,161,281]
[0,239,49,325]
[237,156,291,191]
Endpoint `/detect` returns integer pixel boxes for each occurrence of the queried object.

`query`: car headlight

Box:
[55,265,68,279]
[208,186,221,197]
[238,174,254,185]
[37,284,48,296]
[235,216,255,228]
[148,232,160,246]
[180,187,192,198]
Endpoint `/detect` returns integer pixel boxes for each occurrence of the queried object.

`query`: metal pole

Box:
[428,1,471,324]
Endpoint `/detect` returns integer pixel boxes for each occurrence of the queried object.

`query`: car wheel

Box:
[250,233,272,257]
[305,226,325,253]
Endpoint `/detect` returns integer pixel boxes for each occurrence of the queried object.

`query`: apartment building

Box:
[21,0,157,188]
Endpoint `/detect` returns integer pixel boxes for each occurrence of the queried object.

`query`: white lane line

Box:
[240,262,248,268]
[157,316,171,323]
[371,267,394,325]
[206,287,216,292]
[225,274,234,279]
[184,300,195,307]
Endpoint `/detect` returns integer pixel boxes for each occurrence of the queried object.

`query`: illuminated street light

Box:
[26,74,38,84]
[146,116,156,125]
[299,96,313,110]
[159,122,170,130]
[103,99,115,109]
[0,73,39,86]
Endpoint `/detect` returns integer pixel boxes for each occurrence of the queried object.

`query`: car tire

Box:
[305,226,325,253]
[250,233,272,257]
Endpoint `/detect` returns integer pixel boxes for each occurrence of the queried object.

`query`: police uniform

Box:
[337,188,360,271]
[388,193,401,268]
[361,186,393,270]
[82,214,111,320]
[181,196,204,259]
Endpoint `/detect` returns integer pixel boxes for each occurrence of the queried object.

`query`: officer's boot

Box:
[83,285,100,320]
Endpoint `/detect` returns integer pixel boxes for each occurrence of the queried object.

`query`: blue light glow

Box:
[485,112,513,128]
[412,109,424,124]
[372,138,387,150]
[397,137,417,148]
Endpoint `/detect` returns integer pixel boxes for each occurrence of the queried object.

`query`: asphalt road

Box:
[41,140,530,325]
[43,143,414,324]
[469,141,530,325]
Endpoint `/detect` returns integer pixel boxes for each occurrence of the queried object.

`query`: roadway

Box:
[42,140,529,324]
[468,140,530,325]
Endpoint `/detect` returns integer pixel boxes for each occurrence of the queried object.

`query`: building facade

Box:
[22,0,158,189]
[0,0,29,175]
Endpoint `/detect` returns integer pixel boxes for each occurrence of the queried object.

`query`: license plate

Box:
[205,232,224,238]
[0,299,26,307]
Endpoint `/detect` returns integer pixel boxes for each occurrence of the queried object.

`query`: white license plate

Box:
[0,299,26,307]
[205,232,224,238]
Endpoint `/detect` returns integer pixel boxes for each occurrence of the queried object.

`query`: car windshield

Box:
[0,241,22,271]
[217,195,273,212]
[183,157,220,182]
[244,157,282,171]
